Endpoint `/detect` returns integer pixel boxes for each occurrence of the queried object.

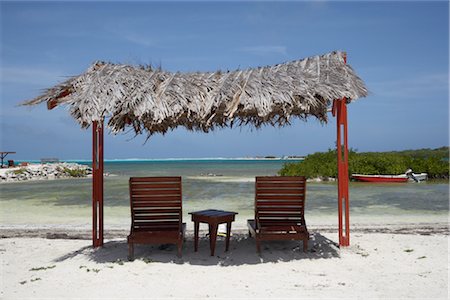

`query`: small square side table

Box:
[189,209,238,256]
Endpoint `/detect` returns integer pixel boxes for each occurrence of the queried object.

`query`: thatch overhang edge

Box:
[21,51,368,136]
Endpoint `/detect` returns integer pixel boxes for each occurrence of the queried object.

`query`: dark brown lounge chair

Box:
[127,176,186,260]
[247,176,309,253]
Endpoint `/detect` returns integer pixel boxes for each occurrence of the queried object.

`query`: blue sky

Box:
[1,1,448,160]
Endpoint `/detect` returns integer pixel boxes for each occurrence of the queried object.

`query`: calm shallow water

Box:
[1,160,448,228]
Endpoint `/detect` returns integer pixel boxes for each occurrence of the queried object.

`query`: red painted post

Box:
[334,52,350,247]
[92,120,104,247]
[336,99,350,246]
[98,120,104,246]
[92,121,98,247]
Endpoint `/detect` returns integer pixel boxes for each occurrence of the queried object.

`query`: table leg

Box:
[209,223,218,256]
[194,221,199,252]
[225,221,232,252]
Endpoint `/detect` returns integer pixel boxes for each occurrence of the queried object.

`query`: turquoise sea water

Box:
[1,159,448,229]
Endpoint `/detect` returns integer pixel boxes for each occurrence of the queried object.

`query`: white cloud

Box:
[239,45,288,56]
[109,29,201,49]
[105,26,156,48]
[369,73,448,99]
[0,66,66,86]
[120,32,155,47]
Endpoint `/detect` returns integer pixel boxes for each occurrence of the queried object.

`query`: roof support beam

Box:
[47,99,58,110]
[46,88,73,110]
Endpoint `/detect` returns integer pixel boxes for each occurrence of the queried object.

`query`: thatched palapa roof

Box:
[23,51,368,136]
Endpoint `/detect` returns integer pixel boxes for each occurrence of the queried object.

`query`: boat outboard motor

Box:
[405,169,419,182]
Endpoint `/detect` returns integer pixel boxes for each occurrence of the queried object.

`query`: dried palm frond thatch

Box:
[22,51,368,136]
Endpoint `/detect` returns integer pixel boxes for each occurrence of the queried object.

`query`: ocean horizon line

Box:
[15,157,305,163]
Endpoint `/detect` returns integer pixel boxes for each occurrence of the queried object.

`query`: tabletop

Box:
[189,209,238,218]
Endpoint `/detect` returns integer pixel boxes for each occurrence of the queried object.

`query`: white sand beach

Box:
[1,229,448,299]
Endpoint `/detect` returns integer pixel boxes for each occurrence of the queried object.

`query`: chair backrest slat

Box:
[255,176,306,228]
[129,177,182,231]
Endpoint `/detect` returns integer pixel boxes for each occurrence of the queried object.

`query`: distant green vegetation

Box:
[279,147,449,180]
[12,168,26,175]
[382,147,449,159]
[61,167,87,177]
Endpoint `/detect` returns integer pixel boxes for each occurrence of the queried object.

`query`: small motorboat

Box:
[351,174,408,183]
[352,169,428,183]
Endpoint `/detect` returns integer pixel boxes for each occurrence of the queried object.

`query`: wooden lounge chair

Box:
[127,176,186,260]
[247,176,309,253]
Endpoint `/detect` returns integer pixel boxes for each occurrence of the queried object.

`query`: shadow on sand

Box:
[54,232,340,266]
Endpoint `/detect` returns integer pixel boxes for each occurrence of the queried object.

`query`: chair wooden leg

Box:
[256,238,261,253]
[177,240,182,258]
[128,242,134,261]
[303,239,308,252]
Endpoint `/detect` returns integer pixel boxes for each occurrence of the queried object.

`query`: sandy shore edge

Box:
[1,222,448,240]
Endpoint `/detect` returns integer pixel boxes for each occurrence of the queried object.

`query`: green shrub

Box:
[279,147,449,179]
[62,167,87,177]
[12,168,26,175]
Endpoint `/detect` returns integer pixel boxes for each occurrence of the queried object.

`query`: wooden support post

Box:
[92,120,104,247]
[332,52,350,247]
[335,98,350,247]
